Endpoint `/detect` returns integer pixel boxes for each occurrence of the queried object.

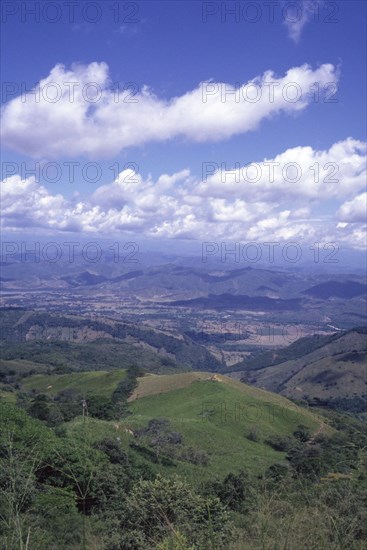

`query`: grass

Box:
[16,369,326,482]
[128,376,321,480]
[0,388,17,404]
[128,372,210,401]
[21,369,127,397]
[61,372,324,484]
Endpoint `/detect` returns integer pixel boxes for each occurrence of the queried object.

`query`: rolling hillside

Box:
[1,365,325,480]
[122,372,323,480]
[230,327,367,410]
[0,308,223,372]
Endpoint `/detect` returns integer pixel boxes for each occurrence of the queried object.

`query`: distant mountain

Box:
[1,260,365,298]
[229,327,367,411]
[61,269,146,286]
[163,293,302,311]
[110,270,144,282]
[61,271,109,286]
[303,281,367,299]
[191,267,253,283]
[1,260,366,326]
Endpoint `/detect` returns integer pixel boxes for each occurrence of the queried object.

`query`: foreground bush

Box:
[102,475,232,549]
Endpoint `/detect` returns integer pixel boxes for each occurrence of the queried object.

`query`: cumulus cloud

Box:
[199,138,366,202]
[1,175,67,229]
[337,192,367,223]
[1,61,338,159]
[1,139,366,248]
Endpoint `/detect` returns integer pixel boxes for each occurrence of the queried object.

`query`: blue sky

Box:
[1,0,366,251]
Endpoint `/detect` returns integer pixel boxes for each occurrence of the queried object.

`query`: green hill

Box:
[0,359,330,482]
[3,370,364,550]
[105,372,322,481]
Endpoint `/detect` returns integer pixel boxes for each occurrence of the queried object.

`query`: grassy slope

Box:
[128,372,210,400]
[21,369,127,397]
[92,373,322,481]
[14,369,325,482]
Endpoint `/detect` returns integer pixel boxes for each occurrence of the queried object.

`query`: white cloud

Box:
[283,0,322,43]
[1,175,67,229]
[198,138,366,202]
[1,61,338,159]
[1,139,365,248]
[337,192,367,223]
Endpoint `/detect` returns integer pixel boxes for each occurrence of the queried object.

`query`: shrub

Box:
[119,475,232,549]
[265,435,296,452]
[180,447,210,466]
[247,426,261,442]
[293,424,311,442]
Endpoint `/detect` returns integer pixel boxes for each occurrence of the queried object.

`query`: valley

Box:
[1,254,366,549]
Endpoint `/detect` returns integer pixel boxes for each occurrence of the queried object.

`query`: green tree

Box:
[28,394,51,422]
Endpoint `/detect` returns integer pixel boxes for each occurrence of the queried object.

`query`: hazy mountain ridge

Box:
[2,257,366,299]
[163,293,303,311]
[302,281,367,299]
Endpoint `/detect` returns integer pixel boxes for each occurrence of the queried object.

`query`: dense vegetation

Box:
[1,371,366,549]
[0,339,172,373]
[1,310,366,548]
[0,308,223,372]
